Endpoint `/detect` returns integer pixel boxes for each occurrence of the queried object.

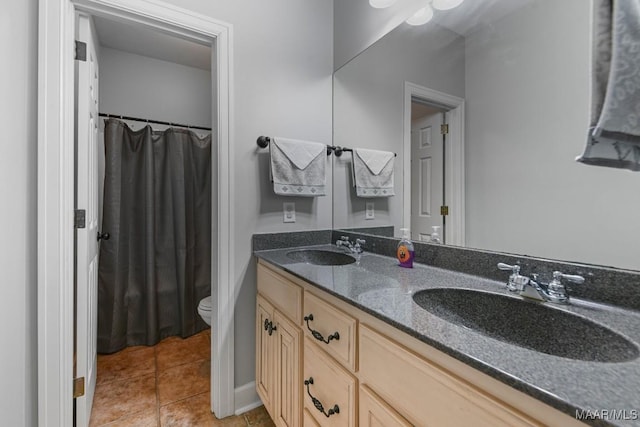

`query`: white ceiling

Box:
[427,0,534,36]
[93,16,212,71]
[91,0,530,72]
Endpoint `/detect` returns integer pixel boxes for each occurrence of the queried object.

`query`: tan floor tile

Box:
[101,408,159,427]
[243,406,271,425]
[97,347,156,385]
[115,344,150,354]
[160,392,247,427]
[251,419,275,427]
[89,374,157,426]
[156,332,210,371]
[157,336,183,345]
[158,359,210,405]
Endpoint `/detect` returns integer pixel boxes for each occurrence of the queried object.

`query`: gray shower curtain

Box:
[97,119,212,354]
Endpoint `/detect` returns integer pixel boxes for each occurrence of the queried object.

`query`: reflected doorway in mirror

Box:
[403,82,465,246]
[410,103,445,242]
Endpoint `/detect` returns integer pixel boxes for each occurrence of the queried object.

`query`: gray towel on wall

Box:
[352,148,395,197]
[577,0,640,171]
[270,137,327,196]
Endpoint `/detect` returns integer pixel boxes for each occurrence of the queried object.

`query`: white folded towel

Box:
[352,148,395,197]
[270,137,327,197]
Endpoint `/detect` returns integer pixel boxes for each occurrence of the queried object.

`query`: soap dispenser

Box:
[430,226,442,244]
[397,228,415,268]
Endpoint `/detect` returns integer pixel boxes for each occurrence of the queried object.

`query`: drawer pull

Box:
[264,319,277,336]
[304,314,340,344]
[304,377,340,418]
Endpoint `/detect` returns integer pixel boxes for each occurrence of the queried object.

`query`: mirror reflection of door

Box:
[410,101,446,243]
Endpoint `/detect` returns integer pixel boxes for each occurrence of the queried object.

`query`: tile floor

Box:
[90,329,275,427]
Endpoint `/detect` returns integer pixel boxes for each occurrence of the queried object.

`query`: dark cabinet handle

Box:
[264,319,277,336]
[304,314,339,344]
[304,377,339,418]
[97,231,110,241]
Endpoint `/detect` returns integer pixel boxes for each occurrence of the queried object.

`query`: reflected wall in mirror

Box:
[333,0,640,271]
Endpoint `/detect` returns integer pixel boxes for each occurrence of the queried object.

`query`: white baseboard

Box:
[234,381,262,415]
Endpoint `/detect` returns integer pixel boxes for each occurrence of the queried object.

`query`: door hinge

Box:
[73,377,85,398]
[75,40,87,62]
[74,209,86,229]
[440,124,449,135]
[440,206,449,216]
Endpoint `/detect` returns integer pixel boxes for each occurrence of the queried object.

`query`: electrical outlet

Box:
[365,202,375,220]
[283,202,296,223]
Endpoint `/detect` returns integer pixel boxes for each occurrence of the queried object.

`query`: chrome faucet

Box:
[336,236,366,255]
[497,263,584,304]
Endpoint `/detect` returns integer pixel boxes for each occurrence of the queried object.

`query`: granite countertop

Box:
[254,244,640,427]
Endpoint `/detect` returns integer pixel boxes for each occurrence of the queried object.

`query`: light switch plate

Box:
[283,202,296,223]
[365,202,375,220]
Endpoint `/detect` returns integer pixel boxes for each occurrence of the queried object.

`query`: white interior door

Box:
[75,13,100,427]
[410,112,444,242]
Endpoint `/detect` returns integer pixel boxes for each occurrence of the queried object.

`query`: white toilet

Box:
[197,296,212,326]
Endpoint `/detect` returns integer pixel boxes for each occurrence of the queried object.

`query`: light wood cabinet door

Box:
[359,325,538,427]
[304,338,357,427]
[274,310,302,427]
[256,295,275,417]
[359,385,411,427]
[304,408,321,427]
[303,292,357,371]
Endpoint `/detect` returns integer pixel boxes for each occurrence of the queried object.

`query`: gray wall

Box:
[172,0,334,388]
[99,0,333,390]
[333,23,465,233]
[99,47,212,128]
[4,0,332,420]
[334,0,424,70]
[464,0,640,270]
[0,0,38,425]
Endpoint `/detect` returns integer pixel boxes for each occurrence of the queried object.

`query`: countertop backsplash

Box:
[252,229,640,312]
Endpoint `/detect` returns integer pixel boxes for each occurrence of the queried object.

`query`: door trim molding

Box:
[37,1,235,424]
[403,82,465,246]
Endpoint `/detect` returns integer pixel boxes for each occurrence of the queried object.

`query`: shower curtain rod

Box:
[99,112,212,131]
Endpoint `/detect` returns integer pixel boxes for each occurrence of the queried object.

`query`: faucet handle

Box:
[552,271,585,284]
[497,263,520,274]
[340,236,350,241]
[355,239,366,246]
[497,263,524,292]
[545,271,584,303]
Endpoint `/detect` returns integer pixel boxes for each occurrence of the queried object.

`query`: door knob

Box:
[97,232,110,241]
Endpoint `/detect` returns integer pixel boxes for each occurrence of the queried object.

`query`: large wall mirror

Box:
[332,0,640,271]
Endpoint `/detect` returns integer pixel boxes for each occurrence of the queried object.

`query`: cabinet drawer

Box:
[359,325,538,427]
[303,338,357,427]
[304,408,321,427]
[303,292,357,371]
[359,385,411,427]
[258,263,302,323]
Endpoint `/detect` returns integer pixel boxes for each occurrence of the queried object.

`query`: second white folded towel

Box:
[270,137,327,197]
[352,148,395,197]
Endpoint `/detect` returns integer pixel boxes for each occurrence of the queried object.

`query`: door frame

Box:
[403,81,465,246]
[37,0,235,425]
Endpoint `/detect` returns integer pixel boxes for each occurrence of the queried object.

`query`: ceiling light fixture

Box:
[405,4,434,26]
[432,0,464,11]
[369,0,398,9]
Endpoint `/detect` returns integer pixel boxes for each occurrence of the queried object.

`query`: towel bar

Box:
[256,137,396,158]
[257,136,334,156]
[333,146,396,158]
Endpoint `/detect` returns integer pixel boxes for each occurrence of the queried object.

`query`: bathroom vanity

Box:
[254,239,640,427]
